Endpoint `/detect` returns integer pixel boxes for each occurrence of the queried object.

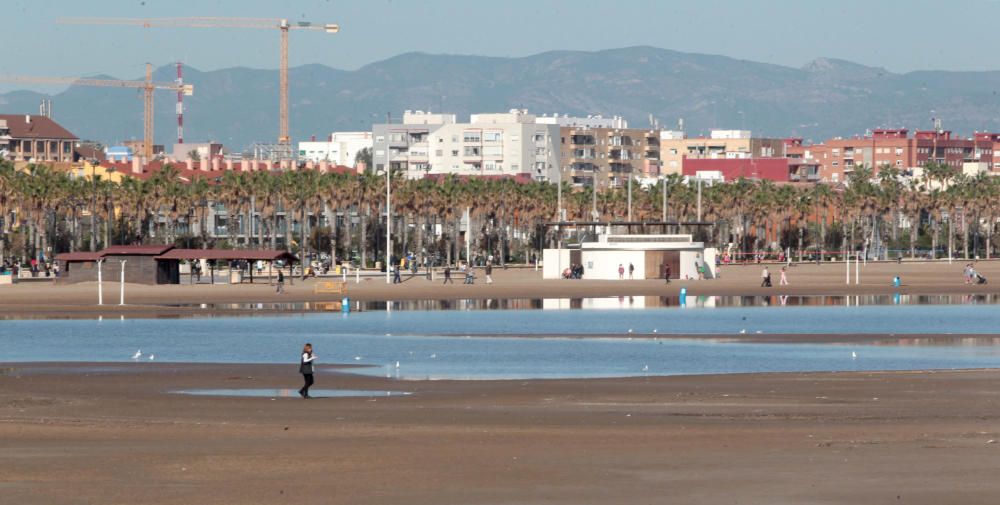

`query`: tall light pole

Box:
[385,112,392,285]
[661,175,667,224]
[696,177,703,222]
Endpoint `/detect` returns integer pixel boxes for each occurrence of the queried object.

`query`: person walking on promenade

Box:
[664,263,672,284]
[628,262,635,279]
[393,264,402,284]
[443,264,453,284]
[485,262,494,284]
[780,266,788,286]
[298,343,317,399]
[761,266,771,287]
[276,269,285,294]
[618,264,625,280]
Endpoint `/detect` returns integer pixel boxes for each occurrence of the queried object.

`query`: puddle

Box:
[171,388,412,398]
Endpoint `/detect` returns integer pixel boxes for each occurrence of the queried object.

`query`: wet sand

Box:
[1,259,998,318]
[3,362,1000,504]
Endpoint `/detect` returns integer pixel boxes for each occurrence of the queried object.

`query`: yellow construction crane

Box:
[0,63,193,161]
[58,17,340,147]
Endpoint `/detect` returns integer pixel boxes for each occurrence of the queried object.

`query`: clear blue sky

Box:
[6,0,1000,91]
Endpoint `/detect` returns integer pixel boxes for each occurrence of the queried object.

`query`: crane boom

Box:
[0,75,191,93]
[0,64,194,160]
[58,16,339,32]
[58,16,339,151]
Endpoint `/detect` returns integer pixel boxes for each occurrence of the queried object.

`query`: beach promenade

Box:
[0,259,998,317]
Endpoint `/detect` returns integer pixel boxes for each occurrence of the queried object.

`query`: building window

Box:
[484,146,502,157]
[463,146,481,156]
[832,161,839,166]
[375,136,384,142]
[511,164,519,171]
[484,131,501,142]
[463,132,481,143]
[534,133,545,142]
[511,135,519,142]
[535,147,545,155]
[390,133,404,142]
[895,147,903,156]
[451,150,459,157]
[435,150,443,156]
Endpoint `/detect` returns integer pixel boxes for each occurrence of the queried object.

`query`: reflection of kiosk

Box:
[543,233,714,281]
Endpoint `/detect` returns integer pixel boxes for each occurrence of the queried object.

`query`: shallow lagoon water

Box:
[2,303,1000,379]
[172,389,411,398]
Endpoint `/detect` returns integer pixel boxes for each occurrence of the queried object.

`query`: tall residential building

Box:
[554,116,661,189]
[372,110,456,175]
[426,110,560,181]
[298,132,373,166]
[659,130,787,176]
[373,110,561,182]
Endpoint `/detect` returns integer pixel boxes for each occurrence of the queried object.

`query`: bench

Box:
[313,280,347,295]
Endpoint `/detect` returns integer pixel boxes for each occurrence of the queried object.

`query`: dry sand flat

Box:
[1,259,999,317]
[3,363,1000,504]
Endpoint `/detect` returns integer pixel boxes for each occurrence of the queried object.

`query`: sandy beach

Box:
[2,362,1000,504]
[0,259,998,318]
[4,260,1000,504]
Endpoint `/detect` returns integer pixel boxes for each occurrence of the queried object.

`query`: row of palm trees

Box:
[2,159,999,267]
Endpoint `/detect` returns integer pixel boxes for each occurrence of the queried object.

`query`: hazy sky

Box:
[6,0,1000,91]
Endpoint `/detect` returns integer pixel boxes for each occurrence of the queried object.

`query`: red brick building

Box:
[682,157,793,182]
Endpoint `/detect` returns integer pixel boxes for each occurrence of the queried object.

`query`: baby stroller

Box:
[976,273,987,285]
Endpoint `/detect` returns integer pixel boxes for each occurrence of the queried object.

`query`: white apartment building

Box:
[298,132,373,166]
[423,109,560,181]
[372,111,456,175]
[373,110,561,182]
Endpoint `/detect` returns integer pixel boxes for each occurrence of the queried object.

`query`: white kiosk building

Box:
[543,233,715,281]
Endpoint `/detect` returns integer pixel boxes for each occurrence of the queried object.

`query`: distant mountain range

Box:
[3,46,1000,151]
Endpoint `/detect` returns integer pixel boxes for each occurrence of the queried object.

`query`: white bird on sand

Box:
[739,329,747,334]
[851,351,858,360]
[642,364,649,372]
[628,328,633,334]
[353,356,362,361]
[653,329,658,333]
[132,349,142,360]
[148,354,155,361]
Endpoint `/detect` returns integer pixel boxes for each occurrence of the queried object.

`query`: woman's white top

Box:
[302,353,316,363]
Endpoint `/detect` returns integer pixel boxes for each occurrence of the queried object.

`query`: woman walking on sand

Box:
[298,343,317,399]
[779,266,788,286]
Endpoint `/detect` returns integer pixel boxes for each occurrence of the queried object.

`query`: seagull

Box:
[642,364,649,372]
[851,351,858,360]
[353,356,362,361]
[739,329,747,334]
[652,329,658,333]
[394,361,400,369]
[628,329,633,334]
[429,353,437,359]
[148,354,155,361]
[131,349,142,360]
[755,330,763,334]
